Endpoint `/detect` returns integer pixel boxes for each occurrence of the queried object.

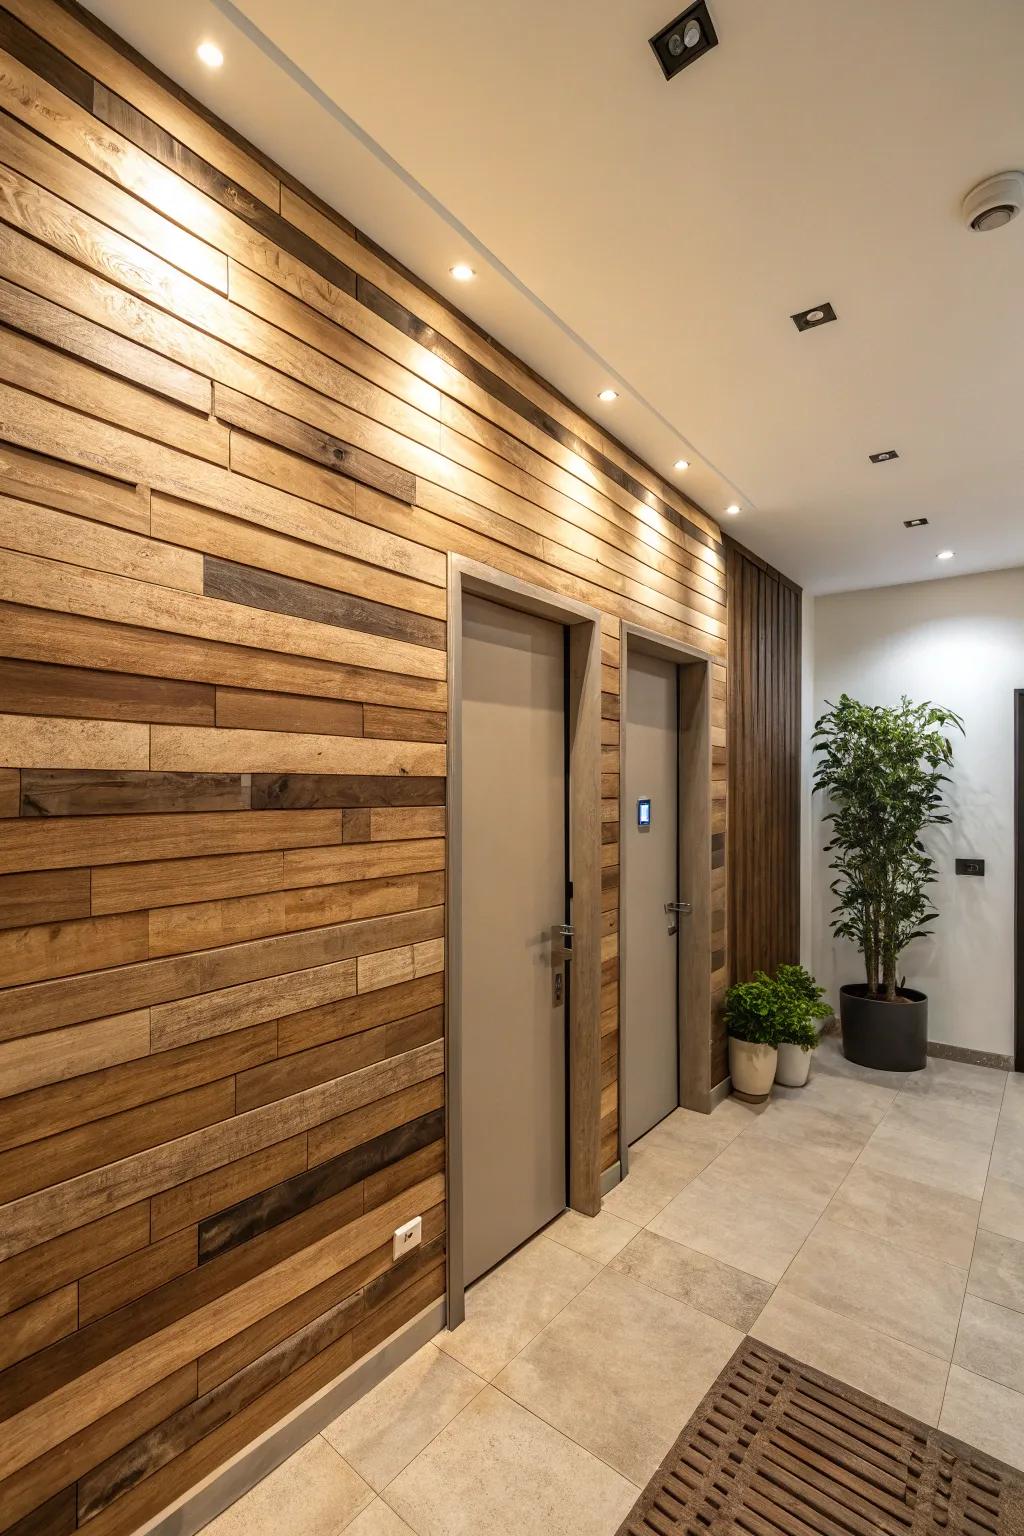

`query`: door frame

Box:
[618,622,715,1178]
[446,557,604,1326]
[1015,689,1024,1073]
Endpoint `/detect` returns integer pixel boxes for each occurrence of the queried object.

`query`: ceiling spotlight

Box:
[937,549,954,561]
[650,2,719,81]
[449,262,476,282]
[597,388,618,402]
[962,171,1024,232]
[903,517,929,528]
[725,504,740,516]
[792,301,837,332]
[674,458,690,471]
[196,40,224,68]
[869,449,899,463]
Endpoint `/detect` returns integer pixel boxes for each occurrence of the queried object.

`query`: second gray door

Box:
[624,650,680,1145]
[461,594,567,1284]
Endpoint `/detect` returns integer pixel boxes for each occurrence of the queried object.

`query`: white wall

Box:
[810,566,1024,1058]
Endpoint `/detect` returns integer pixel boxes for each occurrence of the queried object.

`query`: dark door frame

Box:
[1015,689,1024,1072]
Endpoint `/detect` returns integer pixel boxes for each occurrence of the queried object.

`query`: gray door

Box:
[461,594,567,1284]
[624,650,679,1145]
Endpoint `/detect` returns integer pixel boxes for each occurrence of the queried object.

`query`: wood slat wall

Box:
[726,538,802,999]
[0,2,739,1530]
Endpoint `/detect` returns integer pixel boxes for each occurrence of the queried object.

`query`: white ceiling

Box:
[90,0,1024,593]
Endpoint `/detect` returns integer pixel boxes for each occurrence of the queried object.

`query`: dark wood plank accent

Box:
[19,769,250,817]
[726,538,801,981]
[214,387,416,503]
[251,774,446,810]
[203,555,446,652]
[0,7,93,109]
[198,1107,444,1262]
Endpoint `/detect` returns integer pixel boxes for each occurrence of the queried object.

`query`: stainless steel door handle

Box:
[551,923,574,964]
[664,900,691,936]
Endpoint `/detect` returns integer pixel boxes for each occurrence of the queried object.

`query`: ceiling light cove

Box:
[597,388,619,403]
[792,302,837,332]
[725,504,741,516]
[673,459,690,471]
[937,549,955,561]
[449,262,476,282]
[196,40,224,68]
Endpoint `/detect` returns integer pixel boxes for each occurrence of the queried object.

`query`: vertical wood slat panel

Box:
[726,540,801,981]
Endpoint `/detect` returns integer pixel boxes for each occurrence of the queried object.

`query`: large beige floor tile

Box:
[814,1036,914,1091]
[969,1228,1024,1314]
[826,1164,979,1268]
[882,1093,999,1152]
[546,1207,638,1264]
[436,1235,599,1381]
[991,1123,1024,1186]
[202,1436,373,1536]
[639,1099,760,1157]
[779,1218,967,1359]
[346,1502,418,1536]
[698,1133,851,1212]
[858,1118,991,1201]
[954,1294,1024,1394]
[603,1140,717,1225]
[610,1228,772,1331]
[323,1343,484,1492]
[780,1067,899,1121]
[495,1267,741,1484]
[750,1288,949,1425]
[740,1097,881,1164]
[648,1175,821,1283]
[981,1176,1024,1242]
[939,1366,1024,1471]
[899,1056,1006,1111]
[383,1387,638,1536]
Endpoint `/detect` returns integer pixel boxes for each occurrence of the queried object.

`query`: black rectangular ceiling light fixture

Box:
[650,1,719,80]
[903,517,929,527]
[792,302,837,332]
[870,449,900,463]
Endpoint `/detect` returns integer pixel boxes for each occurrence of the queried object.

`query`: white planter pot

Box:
[728,1038,778,1101]
[775,1042,813,1088]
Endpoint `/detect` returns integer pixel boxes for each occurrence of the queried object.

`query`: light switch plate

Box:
[393,1215,422,1260]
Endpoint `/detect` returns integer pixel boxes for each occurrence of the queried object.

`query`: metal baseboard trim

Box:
[137,1297,447,1536]
[927,1040,1012,1071]
[708,1075,732,1108]
[600,1159,622,1196]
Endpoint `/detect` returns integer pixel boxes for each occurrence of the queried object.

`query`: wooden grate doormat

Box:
[617,1340,1024,1536]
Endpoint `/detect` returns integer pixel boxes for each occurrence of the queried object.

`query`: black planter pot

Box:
[839,984,928,1071]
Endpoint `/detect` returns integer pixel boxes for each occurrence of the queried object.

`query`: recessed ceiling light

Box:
[673,458,690,471]
[725,504,740,516]
[449,262,476,282]
[903,517,929,528]
[792,301,837,332]
[937,549,954,561]
[196,40,224,68]
[597,388,618,402]
[869,449,899,463]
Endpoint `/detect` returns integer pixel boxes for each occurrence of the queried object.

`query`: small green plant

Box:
[725,964,831,1048]
[775,964,832,1051]
[725,972,782,1045]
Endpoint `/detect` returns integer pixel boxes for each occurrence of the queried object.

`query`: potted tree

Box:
[724,972,780,1101]
[774,964,832,1087]
[813,693,963,1071]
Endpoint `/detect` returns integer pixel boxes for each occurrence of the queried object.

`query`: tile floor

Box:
[204,1038,1024,1535]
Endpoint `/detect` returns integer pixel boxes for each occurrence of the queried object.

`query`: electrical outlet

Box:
[393,1216,422,1261]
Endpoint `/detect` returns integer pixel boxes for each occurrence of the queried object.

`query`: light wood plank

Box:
[149,725,445,776]
[0,495,203,593]
[0,1010,150,1099]
[0,811,343,874]
[0,714,149,770]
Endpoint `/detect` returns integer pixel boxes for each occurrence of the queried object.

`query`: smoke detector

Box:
[962,171,1024,232]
